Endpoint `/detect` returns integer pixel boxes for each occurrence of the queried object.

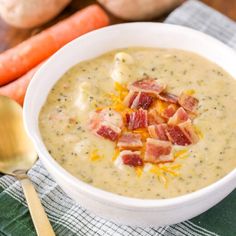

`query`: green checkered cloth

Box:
[1,0,236,235]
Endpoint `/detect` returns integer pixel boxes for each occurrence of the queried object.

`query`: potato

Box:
[75,81,92,111]
[97,0,184,20]
[0,0,71,28]
[111,52,135,84]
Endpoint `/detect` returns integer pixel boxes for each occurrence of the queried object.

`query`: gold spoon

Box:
[0,95,55,236]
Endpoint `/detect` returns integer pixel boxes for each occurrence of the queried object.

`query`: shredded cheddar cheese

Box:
[135,167,143,177]
[149,163,182,188]
[133,128,150,140]
[179,155,189,160]
[154,100,169,114]
[159,165,180,177]
[114,82,128,98]
[174,149,188,158]
[149,165,168,187]
[174,149,189,160]
[184,89,196,95]
[97,81,194,187]
[106,91,132,114]
[90,149,102,161]
[114,82,127,92]
[194,125,204,139]
[112,148,120,161]
[169,164,182,170]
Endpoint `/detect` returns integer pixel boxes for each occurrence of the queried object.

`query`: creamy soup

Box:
[39,48,236,199]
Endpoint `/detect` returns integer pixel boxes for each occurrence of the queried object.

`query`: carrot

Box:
[0,5,109,86]
[0,62,44,105]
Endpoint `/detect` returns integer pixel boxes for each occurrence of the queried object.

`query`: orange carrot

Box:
[0,62,44,105]
[0,5,109,86]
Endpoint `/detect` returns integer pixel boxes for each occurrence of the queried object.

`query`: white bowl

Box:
[23,23,236,227]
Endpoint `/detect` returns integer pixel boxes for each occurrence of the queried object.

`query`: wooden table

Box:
[0,0,235,53]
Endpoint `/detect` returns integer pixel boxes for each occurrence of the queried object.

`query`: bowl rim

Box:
[23,22,236,209]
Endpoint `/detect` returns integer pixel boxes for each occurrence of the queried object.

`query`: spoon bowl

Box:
[0,95,55,236]
[0,96,37,175]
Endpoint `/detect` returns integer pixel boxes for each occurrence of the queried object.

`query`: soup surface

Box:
[39,48,236,199]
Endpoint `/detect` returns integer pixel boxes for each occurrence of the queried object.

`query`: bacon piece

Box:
[166,125,191,146]
[99,108,123,128]
[89,108,123,141]
[123,90,138,107]
[158,92,178,104]
[168,107,189,126]
[120,150,143,167]
[126,109,148,130]
[161,104,178,119]
[178,93,199,113]
[124,91,153,110]
[96,121,121,141]
[148,109,165,125]
[89,108,123,131]
[131,92,154,110]
[178,120,199,144]
[89,110,101,130]
[117,132,143,149]
[129,78,166,95]
[148,124,168,141]
[144,138,173,163]
[166,121,199,146]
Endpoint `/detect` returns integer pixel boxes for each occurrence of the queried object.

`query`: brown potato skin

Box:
[0,0,71,28]
[98,0,184,20]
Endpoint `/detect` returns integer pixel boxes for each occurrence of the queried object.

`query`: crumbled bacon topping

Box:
[120,150,143,167]
[123,90,138,107]
[126,108,148,130]
[178,120,199,144]
[124,91,153,110]
[178,93,199,113]
[96,122,121,141]
[161,104,178,119]
[166,125,192,146]
[117,132,143,149]
[89,76,200,168]
[144,138,173,163]
[148,124,168,141]
[89,109,123,141]
[131,92,154,110]
[148,108,165,125]
[129,78,166,95]
[157,92,178,104]
[168,107,189,126]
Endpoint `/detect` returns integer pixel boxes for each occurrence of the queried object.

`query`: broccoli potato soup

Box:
[39,48,236,199]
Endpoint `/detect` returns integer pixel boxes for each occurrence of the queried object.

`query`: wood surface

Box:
[0,0,235,53]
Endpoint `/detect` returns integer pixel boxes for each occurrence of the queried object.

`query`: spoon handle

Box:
[20,176,55,236]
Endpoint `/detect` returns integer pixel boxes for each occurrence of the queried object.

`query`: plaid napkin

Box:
[1,0,236,235]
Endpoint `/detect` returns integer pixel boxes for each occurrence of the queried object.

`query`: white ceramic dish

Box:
[23,23,236,227]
